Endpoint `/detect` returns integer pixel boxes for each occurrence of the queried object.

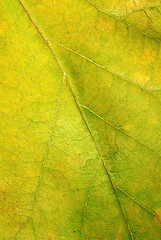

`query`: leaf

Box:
[1,0,161,239]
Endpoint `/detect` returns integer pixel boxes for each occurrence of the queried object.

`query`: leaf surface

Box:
[1,0,161,239]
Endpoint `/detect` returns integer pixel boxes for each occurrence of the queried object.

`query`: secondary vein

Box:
[80,104,161,159]
[49,40,161,105]
[85,0,161,42]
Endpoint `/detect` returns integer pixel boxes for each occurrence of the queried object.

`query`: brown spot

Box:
[155,209,161,225]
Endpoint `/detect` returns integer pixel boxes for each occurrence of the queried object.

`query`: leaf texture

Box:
[1,0,161,239]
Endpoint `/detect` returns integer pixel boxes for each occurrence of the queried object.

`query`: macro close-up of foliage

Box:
[1,0,161,239]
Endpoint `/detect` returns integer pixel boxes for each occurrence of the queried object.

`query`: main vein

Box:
[18,0,133,239]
